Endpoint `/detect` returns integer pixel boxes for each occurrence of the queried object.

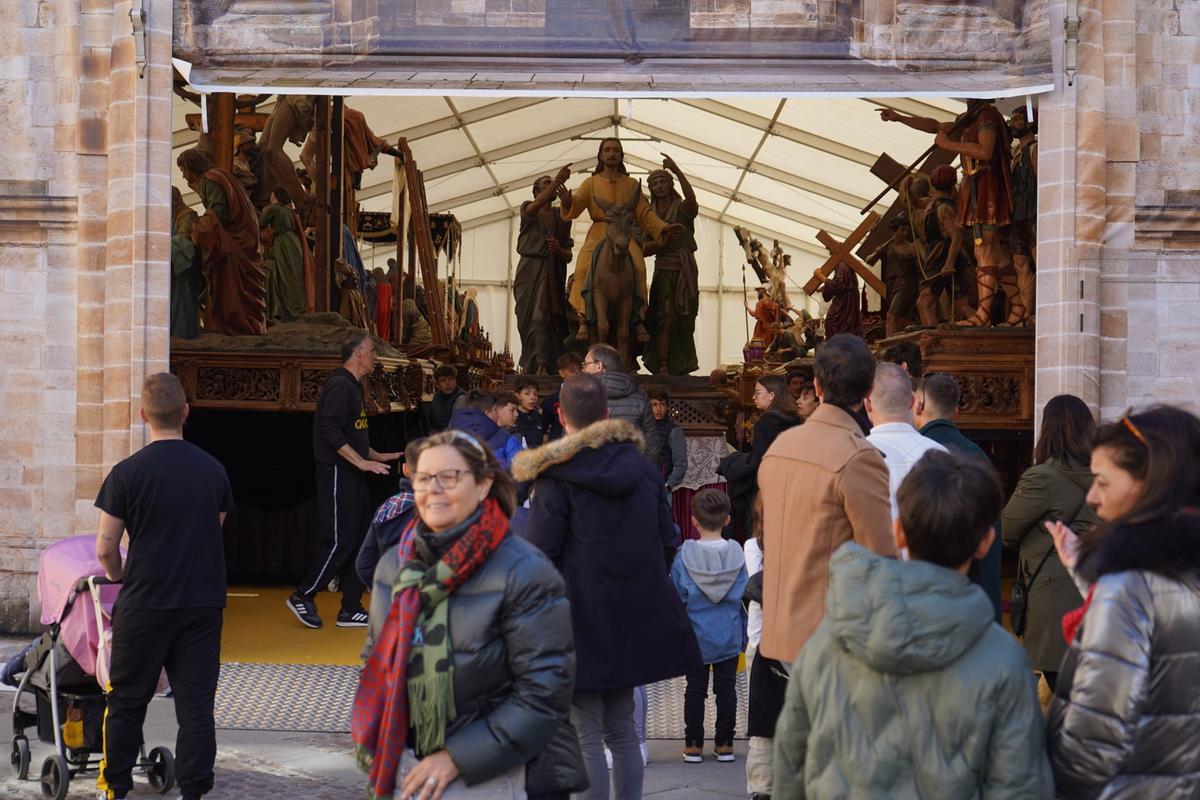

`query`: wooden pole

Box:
[392,159,404,344]
[330,97,345,278]
[313,97,331,312]
[210,92,236,172]
[400,138,449,345]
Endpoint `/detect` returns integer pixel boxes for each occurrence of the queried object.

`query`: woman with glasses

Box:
[354,430,585,800]
[719,374,802,539]
[1044,407,1200,798]
[1001,394,1099,691]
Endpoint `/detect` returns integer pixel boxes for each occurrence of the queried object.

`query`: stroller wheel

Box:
[10,735,30,779]
[146,746,176,793]
[38,753,69,800]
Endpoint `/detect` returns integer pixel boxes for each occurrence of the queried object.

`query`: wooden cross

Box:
[803,212,888,297]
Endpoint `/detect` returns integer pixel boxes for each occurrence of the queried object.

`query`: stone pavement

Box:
[1,640,749,799]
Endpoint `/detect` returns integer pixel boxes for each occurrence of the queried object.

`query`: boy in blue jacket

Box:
[671,489,748,764]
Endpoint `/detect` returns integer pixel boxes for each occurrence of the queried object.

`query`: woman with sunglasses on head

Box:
[719,374,801,539]
[1044,406,1200,799]
[354,430,585,800]
[1001,395,1100,692]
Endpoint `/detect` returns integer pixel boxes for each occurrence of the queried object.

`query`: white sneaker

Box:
[640,742,650,766]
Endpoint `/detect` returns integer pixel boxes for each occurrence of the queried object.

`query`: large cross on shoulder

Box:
[803,212,887,297]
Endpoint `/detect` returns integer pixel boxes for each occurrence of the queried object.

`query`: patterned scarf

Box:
[351,498,509,799]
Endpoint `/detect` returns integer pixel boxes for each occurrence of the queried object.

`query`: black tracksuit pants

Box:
[101,604,222,799]
[298,462,371,611]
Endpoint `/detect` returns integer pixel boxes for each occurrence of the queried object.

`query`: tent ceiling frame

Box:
[674,98,878,167]
[622,152,849,240]
[396,97,551,142]
[419,116,616,181]
[618,117,883,214]
[719,99,785,221]
[426,167,559,212]
[444,97,512,211]
[175,89,963,255]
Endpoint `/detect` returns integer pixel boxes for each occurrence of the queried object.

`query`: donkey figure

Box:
[582,186,644,370]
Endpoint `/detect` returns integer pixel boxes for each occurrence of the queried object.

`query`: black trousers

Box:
[684,656,738,747]
[299,462,371,611]
[102,604,222,799]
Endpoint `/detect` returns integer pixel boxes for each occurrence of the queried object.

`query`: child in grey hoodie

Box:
[671,489,748,764]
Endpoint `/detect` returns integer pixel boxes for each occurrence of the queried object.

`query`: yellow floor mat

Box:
[222,586,369,666]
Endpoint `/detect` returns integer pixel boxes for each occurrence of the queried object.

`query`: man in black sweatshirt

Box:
[288,331,400,629]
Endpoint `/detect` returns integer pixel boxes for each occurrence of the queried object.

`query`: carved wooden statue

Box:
[642,155,700,376]
[880,99,1023,326]
[553,138,682,370]
[260,94,317,220]
[513,175,572,374]
[177,147,267,336]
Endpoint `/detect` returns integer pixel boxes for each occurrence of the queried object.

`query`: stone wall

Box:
[1036,0,1200,421]
[0,0,171,630]
[853,0,1033,62]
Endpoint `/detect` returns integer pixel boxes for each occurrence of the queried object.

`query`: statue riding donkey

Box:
[554,138,682,371]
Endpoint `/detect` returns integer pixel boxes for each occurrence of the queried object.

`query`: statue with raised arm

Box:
[880,99,1022,326]
[642,154,700,375]
[260,94,317,221]
[553,138,683,358]
[513,175,573,374]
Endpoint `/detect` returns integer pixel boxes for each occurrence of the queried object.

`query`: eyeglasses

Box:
[582,359,601,369]
[412,469,472,493]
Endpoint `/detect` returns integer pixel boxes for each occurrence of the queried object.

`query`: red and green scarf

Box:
[351,498,509,799]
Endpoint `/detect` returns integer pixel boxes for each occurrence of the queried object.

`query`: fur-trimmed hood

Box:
[512,419,645,490]
[1081,506,1200,582]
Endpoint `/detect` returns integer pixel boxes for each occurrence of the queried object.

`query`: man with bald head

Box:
[865,362,947,519]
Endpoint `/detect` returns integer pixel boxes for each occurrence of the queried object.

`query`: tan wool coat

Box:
[757,403,896,662]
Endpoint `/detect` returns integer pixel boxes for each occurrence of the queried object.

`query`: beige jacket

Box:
[757,403,896,661]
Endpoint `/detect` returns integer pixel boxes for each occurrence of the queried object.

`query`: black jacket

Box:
[366,531,585,793]
[541,390,565,441]
[921,418,1004,623]
[720,410,801,530]
[427,386,466,432]
[515,408,547,448]
[312,367,368,465]
[514,420,702,692]
[599,371,660,461]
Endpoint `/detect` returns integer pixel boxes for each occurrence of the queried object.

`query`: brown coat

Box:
[757,403,896,661]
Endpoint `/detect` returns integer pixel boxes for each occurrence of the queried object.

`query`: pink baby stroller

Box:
[9,535,175,799]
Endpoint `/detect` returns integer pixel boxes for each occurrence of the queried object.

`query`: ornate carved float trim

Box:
[876,328,1034,430]
[171,350,435,414]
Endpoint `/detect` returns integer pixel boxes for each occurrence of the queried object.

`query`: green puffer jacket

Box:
[773,543,1054,800]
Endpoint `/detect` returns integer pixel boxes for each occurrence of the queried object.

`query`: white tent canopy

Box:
[172,94,972,371]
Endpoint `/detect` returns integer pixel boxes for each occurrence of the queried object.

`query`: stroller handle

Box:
[74,575,122,592]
